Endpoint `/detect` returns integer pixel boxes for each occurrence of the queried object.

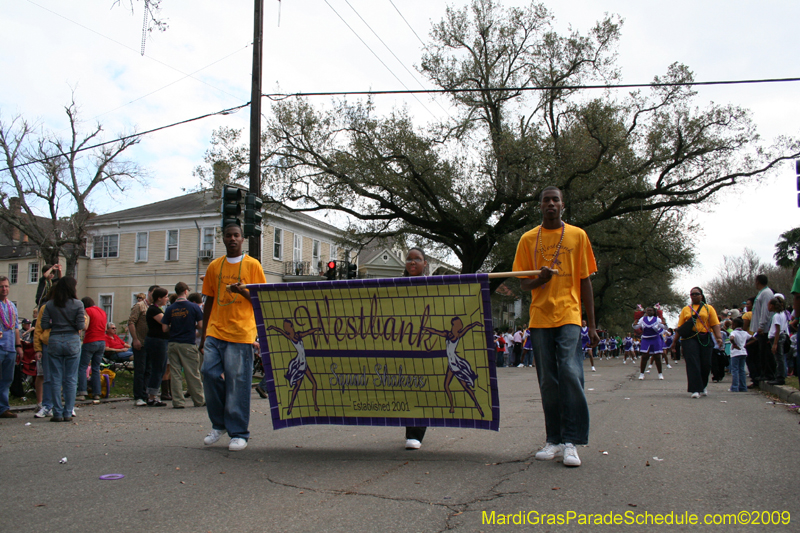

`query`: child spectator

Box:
[728,317,750,392]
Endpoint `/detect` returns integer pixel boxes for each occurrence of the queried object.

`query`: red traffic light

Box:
[327,260,336,270]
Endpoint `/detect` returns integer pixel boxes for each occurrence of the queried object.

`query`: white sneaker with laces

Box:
[228,437,248,451]
[658,373,664,380]
[701,388,708,396]
[667,364,673,369]
[405,439,421,450]
[638,373,645,380]
[517,364,524,368]
[34,406,52,418]
[535,443,563,461]
[691,392,701,399]
[645,369,650,373]
[204,428,226,445]
[623,360,627,364]
[591,366,596,372]
[562,443,581,467]
[135,399,147,406]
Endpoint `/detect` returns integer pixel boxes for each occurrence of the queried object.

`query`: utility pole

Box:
[248,0,264,259]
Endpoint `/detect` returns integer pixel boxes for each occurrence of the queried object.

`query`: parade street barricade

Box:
[248,273,500,431]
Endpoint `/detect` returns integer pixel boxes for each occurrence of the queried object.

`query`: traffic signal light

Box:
[221,185,243,229]
[243,192,263,238]
[324,260,336,280]
[346,261,358,279]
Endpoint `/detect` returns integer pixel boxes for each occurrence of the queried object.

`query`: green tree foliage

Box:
[198,1,799,325]
[774,226,800,270]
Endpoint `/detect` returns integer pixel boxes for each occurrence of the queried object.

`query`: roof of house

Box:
[88,190,342,233]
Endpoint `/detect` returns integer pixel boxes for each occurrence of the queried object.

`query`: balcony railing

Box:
[284,261,318,276]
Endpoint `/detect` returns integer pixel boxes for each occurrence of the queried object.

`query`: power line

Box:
[389,0,426,46]
[0,102,250,174]
[264,76,800,99]
[27,0,248,103]
[344,0,451,118]
[323,0,437,119]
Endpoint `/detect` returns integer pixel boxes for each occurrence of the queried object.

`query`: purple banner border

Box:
[248,274,499,431]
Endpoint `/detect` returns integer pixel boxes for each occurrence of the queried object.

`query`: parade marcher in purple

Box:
[636,307,666,380]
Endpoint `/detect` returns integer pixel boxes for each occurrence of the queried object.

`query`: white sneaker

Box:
[691,392,701,399]
[204,428,226,445]
[535,443,563,461]
[648,364,652,369]
[135,399,147,407]
[405,439,421,450]
[623,360,627,364]
[701,389,708,396]
[34,406,52,418]
[562,443,581,467]
[658,373,664,380]
[591,366,596,372]
[645,369,650,373]
[667,364,672,369]
[71,409,77,417]
[517,364,524,368]
[228,437,247,451]
[639,373,645,380]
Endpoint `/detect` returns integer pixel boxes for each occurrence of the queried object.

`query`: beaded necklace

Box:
[533,221,565,270]
[216,255,245,307]
[0,300,16,331]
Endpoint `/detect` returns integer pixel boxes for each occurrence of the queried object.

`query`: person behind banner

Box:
[512,186,599,468]
[402,247,430,450]
[199,223,266,452]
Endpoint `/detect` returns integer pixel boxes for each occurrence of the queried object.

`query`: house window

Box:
[99,294,113,320]
[330,244,338,261]
[93,235,119,258]
[273,228,282,260]
[28,262,39,283]
[202,227,215,252]
[312,240,320,274]
[293,234,302,262]
[8,264,17,284]
[135,232,148,262]
[166,230,179,261]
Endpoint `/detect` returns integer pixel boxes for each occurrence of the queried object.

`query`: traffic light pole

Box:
[248,0,264,260]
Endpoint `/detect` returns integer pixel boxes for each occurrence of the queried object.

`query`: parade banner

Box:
[248,274,499,431]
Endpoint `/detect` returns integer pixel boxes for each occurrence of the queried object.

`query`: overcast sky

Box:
[2,0,799,297]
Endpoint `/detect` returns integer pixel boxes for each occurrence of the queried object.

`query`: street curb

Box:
[8,396,134,413]
[759,382,800,405]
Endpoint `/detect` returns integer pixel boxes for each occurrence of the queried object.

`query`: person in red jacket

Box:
[104,323,133,363]
[77,297,107,402]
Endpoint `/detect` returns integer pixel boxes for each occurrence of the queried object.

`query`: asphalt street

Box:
[1,358,798,533]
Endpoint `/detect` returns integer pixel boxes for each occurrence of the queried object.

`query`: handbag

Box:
[676,304,709,339]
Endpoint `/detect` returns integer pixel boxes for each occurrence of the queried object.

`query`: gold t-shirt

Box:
[677,304,720,334]
[512,223,597,328]
[202,254,266,344]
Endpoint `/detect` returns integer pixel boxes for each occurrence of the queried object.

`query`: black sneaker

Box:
[255,385,268,399]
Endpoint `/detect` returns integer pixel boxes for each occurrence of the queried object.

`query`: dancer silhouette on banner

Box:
[423,317,484,417]
[268,320,321,415]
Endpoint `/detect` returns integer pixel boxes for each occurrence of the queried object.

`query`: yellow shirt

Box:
[202,254,266,344]
[512,223,597,328]
[741,310,753,334]
[677,304,720,334]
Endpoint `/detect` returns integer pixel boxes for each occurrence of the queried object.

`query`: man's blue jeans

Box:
[202,336,253,440]
[78,340,105,396]
[530,324,589,446]
[47,333,82,418]
[0,348,16,414]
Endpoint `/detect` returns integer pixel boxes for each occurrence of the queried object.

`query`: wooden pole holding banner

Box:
[487,270,556,278]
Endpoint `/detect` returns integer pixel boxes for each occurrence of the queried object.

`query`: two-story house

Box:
[84,190,353,326]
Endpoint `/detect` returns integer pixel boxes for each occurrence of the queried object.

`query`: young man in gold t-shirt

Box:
[512,186,599,467]
[199,224,266,451]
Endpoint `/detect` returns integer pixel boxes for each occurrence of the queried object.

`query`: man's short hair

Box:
[223,222,243,234]
[540,186,562,201]
[42,264,53,274]
[0,275,8,284]
[756,274,768,286]
[148,285,160,293]
[175,281,190,295]
[187,292,203,304]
